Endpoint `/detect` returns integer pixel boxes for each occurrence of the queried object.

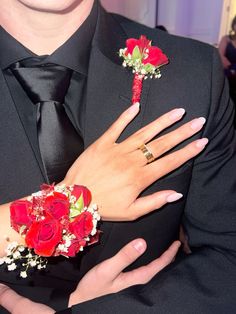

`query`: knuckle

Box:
[153,137,169,155]
[134,128,150,145]
[125,210,139,221]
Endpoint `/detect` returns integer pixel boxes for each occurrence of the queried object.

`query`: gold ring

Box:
[139,144,155,164]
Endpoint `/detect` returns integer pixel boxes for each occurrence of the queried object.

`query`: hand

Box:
[0,284,55,314]
[68,239,180,306]
[0,239,180,313]
[64,104,207,221]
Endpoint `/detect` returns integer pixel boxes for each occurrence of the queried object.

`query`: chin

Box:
[17,0,88,13]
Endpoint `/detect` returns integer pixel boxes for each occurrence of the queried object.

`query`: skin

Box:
[0,0,94,55]
[0,239,181,313]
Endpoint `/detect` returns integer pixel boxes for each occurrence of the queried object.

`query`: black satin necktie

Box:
[11,59,84,183]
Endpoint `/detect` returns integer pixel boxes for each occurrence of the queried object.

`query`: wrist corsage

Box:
[119,35,169,104]
[0,184,100,278]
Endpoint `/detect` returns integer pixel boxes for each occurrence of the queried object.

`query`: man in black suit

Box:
[0,0,236,313]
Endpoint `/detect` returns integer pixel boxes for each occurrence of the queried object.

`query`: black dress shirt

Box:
[0,0,98,157]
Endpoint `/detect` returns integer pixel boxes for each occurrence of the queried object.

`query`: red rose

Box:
[66,239,86,257]
[25,215,62,257]
[69,212,94,240]
[126,35,150,55]
[125,35,168,67]
[71,185,92,207]
[142,46,168,66]
[10,200,33,232]
[44,192,70,220]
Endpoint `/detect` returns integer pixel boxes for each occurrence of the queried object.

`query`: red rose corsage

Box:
[119,35,169,104]
[0,184,100,278]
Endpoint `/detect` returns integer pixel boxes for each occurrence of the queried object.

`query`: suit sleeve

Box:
[57,48,236,314]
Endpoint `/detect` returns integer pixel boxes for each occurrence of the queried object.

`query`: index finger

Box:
[100,103,140,145]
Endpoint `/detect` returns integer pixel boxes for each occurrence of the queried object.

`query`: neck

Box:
[0,0,94,55]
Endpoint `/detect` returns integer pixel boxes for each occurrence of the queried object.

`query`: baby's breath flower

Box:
[5,258,12,265]
[7,263,17,271]
[30,260,37,267]
[13,251,21,259]
[20,271,27,278]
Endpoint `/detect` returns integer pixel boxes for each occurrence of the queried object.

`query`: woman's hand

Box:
[64,103,207,221]
[0,238,180,313]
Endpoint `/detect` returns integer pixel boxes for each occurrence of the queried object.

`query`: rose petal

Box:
[143,46,168,66]
[126,38,140,54]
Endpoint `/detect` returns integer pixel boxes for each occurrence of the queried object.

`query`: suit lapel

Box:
[3,71,47,181]
[84,5,151,147]
[0,70,46,202]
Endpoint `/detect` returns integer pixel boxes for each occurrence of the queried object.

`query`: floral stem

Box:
[132,73,144,104]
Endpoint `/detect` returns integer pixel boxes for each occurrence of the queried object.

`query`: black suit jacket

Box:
[1,3,236,314]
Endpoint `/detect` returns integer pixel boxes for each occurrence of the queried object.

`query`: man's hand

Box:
[69,239,180,306]
[0,239,180,313]
[64,104,207,221]
[0,284,55,314]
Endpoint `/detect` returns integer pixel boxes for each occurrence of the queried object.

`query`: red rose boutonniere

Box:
[119,35,169,104]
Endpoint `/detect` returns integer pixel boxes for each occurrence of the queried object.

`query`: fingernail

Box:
[128,102,140,114]
[190,117,206,130]
[195,138,209,148]
[133,240,146,253]
[169,108,185,121]
[166,192,183,203]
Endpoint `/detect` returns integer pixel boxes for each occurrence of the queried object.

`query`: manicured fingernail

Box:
[133,240,146,253]
[190,117,206,130]
[166,192,183,203]
[169,108,185,121]
[128,102,140,114]
[195,138,209,148]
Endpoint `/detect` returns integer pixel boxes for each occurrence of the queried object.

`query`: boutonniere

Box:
[119,35,169,104]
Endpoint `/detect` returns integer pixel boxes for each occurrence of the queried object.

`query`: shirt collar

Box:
[0,0,98,75]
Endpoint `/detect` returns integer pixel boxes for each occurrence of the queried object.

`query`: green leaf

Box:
[144,63,155,73]
[75,195,84,211]
[132,46,141,61]
[70,207,80,219]
[70,195,85,219]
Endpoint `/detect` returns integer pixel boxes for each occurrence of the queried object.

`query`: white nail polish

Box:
[196,138,209,148]
[169,108,185,121]
[128,102,140,114]
[166,193,183,203]
[190,117,206,130]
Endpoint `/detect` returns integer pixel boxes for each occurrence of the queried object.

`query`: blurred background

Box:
[101,0,236,46]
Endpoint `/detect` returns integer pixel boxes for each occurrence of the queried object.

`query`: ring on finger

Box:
[139,144,155,164]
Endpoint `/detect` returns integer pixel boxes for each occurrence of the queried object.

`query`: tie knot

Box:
[11,60,72,104]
